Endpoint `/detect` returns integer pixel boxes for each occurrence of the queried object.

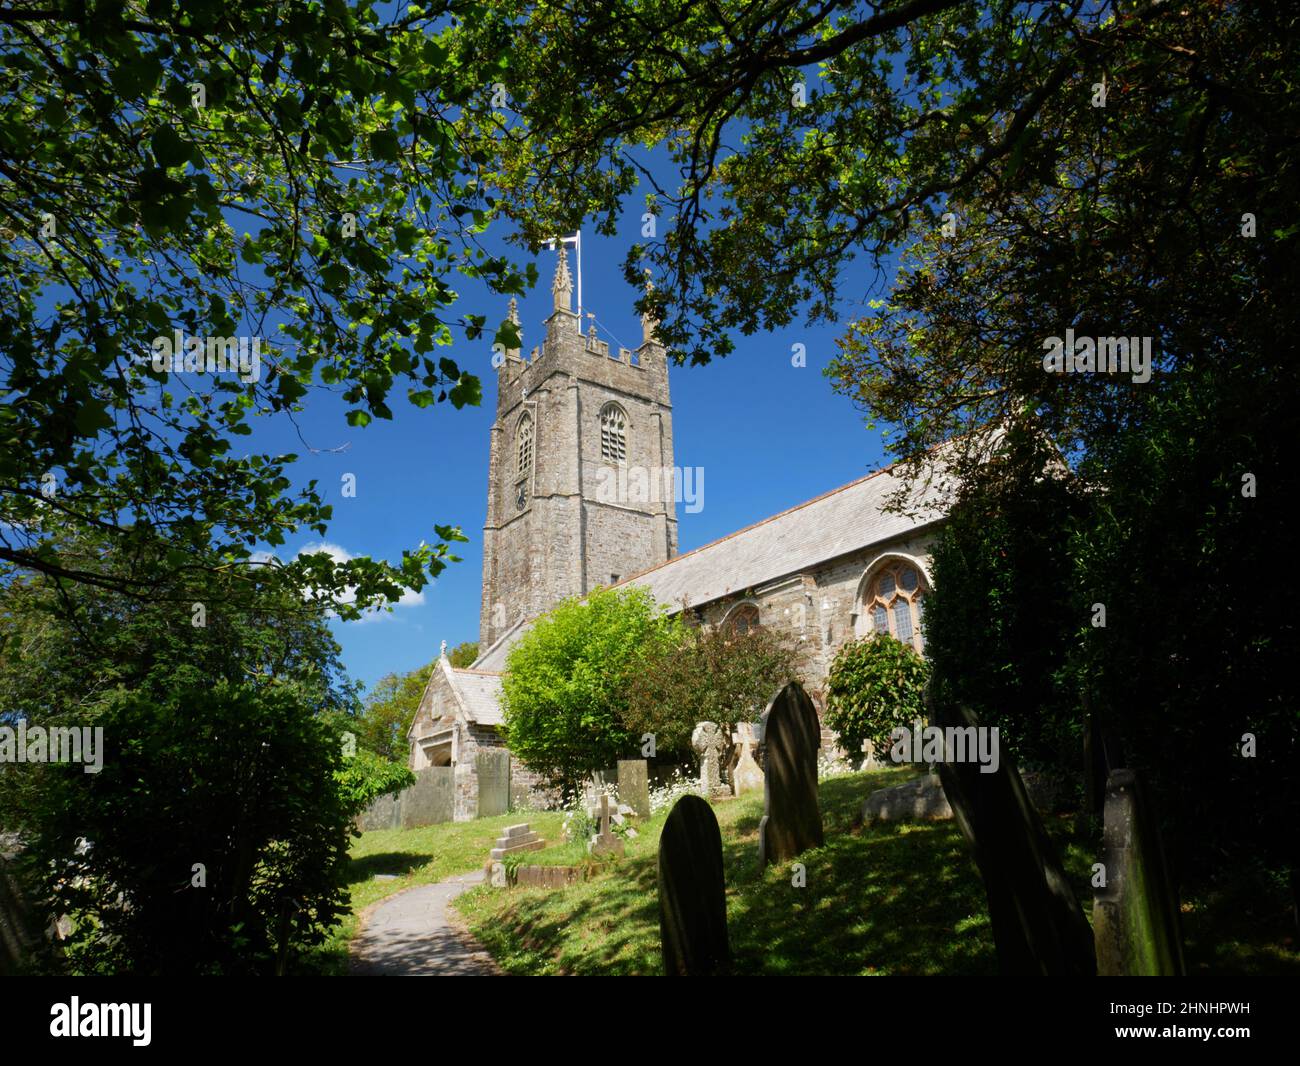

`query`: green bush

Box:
[623,620,798,760]
[923,429,1088,773]
[824,634,929,762]
[501,586,677,794]
[335,747,416,816]
[16,682,353,976]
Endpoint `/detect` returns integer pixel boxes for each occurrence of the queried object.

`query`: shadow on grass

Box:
[461,769,997,976]
[460,769,1300,977]
[346,851,435,884]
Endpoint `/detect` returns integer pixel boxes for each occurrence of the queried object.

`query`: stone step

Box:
[502,823,533,839]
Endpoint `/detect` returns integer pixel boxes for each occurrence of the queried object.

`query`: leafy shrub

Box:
[15,682,353,976]
[623,619,799,760]
[824,635,929,762]
[335,747,416,816]
[923,432,1087,772]
[501,586,677,794]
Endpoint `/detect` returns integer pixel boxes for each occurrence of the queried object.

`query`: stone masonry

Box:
[478,247,678,649]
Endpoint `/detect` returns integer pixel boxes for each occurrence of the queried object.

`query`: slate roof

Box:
[613,462,949,610]
[465,458,952,683]
[470,615,532,673]
[451,668,505,726]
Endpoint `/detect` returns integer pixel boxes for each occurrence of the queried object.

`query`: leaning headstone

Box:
[1093,769,1186,976]
[861,775,953,825]
[489,822,544,860]
[757,682,824,867]
[589,794,625,858]
[691,721,727,796]
[657,795,729,976]
[731,722,764,796]
[932,696,1095,976]
[476,749,511,818]
[617,759,651,819]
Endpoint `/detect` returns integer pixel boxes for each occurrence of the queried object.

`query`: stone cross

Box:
[691,721,725,794]
[731,722,764,796]
[860,738,879,771]
[589,792,625,858]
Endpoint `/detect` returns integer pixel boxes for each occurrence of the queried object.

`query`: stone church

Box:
[407,248,948,818]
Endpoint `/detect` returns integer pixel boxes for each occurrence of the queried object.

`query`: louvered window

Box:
[600,404,626,463]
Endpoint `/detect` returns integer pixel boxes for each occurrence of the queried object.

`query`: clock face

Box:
[515,482,528,511]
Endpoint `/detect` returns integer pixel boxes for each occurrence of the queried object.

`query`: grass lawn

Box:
[452,768,1300,977]
[455,767,1022,975]
[303,770,1298,976]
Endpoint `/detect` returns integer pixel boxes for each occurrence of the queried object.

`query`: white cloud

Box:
[291,541,428,624]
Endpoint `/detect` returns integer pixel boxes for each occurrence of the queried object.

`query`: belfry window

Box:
[600,404,626,463]
[516,414,533,476]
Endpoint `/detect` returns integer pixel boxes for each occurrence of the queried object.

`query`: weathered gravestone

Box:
[691,721,727,796]
[589,793,625,858]
[489,823,544,860]
[1093,769,1186,976]
[731,722,764,796]
[932,696,1096,975]
[757,682,824,867]
[0,843,44,976]
[400,765,454,828]
[476,749,511,818]
[617,759,651,819]
[861,774,953,826]
[657,795,729,976]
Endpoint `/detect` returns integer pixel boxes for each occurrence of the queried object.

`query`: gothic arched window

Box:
[723,602,761,637]
[516,414,533,476]
[863,560,926,653]
[600,403,627,463]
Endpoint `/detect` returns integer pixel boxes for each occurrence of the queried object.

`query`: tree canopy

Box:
[1,0,531,613]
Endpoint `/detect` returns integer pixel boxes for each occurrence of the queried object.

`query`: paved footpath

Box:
[348,870,500,976]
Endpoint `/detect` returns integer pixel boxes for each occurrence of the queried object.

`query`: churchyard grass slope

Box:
[452,767,1012,976]
[453,770,1300,977]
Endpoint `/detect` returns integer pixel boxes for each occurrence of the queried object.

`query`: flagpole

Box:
[575,229,582,320]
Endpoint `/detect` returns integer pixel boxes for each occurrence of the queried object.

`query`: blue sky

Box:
[265,219,899,695]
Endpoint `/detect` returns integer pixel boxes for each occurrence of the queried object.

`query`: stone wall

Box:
[479,305,677,648]
[695,528,939,756]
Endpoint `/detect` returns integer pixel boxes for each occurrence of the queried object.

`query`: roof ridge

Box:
[468,614,527,668]
[609,463,898,592]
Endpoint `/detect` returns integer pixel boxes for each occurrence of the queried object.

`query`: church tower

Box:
[478,249,678,649]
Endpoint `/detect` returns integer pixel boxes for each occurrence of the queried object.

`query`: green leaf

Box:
[151,126,192,169]
[369,130,400,162]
